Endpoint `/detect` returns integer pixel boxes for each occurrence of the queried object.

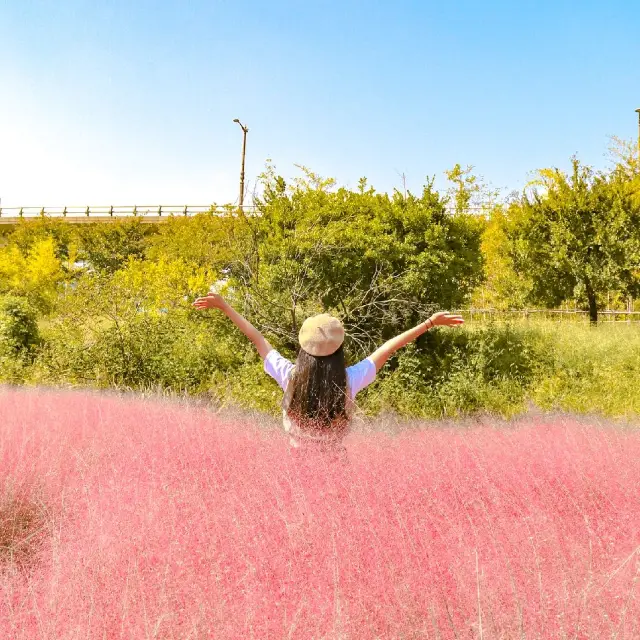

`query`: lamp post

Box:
[233,119,249,208]
[636,109,640,161]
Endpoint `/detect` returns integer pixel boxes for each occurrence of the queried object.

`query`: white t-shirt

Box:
[263,349,377,399]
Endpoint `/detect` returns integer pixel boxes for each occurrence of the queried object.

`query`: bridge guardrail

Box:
[0,204,258,221]
[0,203,489,222]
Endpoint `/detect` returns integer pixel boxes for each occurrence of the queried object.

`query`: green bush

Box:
[24,310,640,421]
[357,322,552,418]
[76,219,157,273]
[0,295,41,384]
[0,296,40,356]
[35,309,247,393]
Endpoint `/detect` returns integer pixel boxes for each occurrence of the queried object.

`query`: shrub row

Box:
[2,294,638,419]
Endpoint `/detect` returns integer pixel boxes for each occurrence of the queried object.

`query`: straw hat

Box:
[298,314,345,356]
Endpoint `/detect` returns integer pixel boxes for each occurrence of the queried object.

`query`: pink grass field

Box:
[1,388,640,639]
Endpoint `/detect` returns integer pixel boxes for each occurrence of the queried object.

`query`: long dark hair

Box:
[287,344,348,431]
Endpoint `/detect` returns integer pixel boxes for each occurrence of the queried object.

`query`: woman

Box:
[192,293,463,458]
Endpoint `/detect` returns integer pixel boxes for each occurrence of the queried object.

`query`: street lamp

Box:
[635,109,640,161]
[233,118,249,208]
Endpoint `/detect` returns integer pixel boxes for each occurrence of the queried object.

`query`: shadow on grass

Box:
[0,489,49,575]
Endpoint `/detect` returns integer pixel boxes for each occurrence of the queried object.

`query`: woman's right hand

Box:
[192,293,227,311]
[429,312,465,328]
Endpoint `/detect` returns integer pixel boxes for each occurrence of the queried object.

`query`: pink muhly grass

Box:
[0,387,639,639]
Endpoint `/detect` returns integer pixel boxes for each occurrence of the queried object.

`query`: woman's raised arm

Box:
[368,312,464,373]
[192,293,273,360]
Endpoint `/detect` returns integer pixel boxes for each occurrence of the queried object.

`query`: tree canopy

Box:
[504,158,640,323]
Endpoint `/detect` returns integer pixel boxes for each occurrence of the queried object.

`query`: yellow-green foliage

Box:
[146,213,240,270]
[112,257,218,312]
[472,206,532,310]
[0,238,65,312]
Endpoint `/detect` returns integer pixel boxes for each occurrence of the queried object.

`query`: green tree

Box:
[508,158,640,323]
[607,135,639,179]
[472,205,532,309]
[229,165,484,357]
[145,210,241,272]
[444,163,482,215]
[7,218,74,261]
[76,219,157,273]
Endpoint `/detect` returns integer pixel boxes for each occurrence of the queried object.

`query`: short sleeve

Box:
[346,358,377,399]
[263,349,294,392]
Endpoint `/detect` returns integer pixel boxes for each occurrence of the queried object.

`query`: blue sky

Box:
[1,0,639,207]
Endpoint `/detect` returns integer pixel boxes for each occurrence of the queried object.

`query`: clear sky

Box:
[1,0,639,208]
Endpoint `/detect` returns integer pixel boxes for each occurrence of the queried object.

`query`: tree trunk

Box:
[585,280,598,325]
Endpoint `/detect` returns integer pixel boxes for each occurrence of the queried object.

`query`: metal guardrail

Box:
[0,203,491,224]
[0,204,258,223]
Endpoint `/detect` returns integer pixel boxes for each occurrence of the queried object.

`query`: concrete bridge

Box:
[0,205,257,224]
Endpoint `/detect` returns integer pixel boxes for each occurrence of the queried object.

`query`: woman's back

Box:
[264,347,377,448]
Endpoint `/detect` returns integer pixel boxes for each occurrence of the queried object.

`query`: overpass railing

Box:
[0,203,491,222]
[0,204,258,222]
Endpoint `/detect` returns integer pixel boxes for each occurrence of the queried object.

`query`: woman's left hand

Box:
[429,312,465,328]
